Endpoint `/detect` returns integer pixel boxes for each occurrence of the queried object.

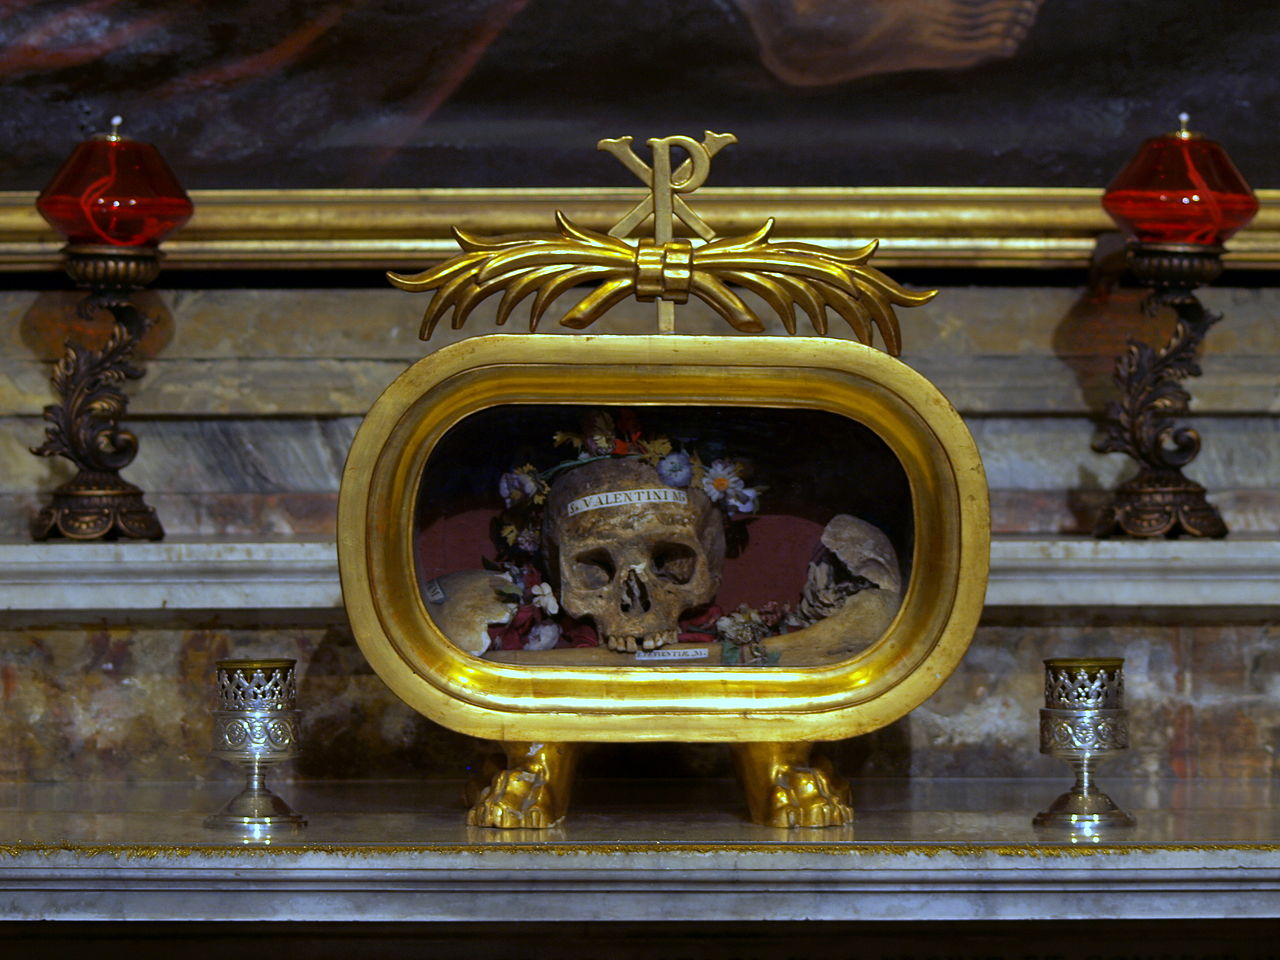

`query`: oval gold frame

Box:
[338,334,989,743]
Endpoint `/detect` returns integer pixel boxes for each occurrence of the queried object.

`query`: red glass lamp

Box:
[1102,113,1258,248]
[30,117,190,542]
[1093,114,1256,540]
[36,116,192,248]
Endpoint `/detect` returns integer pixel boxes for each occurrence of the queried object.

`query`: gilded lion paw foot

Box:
[732,743,853,828]
[762,768,855,829]
[466,742,578,829]
[467,768,561,829]
[765,760,853,827]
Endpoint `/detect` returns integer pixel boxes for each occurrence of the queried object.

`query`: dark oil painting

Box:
[2,0,1276,190]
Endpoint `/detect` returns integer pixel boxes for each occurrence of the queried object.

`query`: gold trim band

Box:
[2,187,1276,271]
[6,840,1280,859]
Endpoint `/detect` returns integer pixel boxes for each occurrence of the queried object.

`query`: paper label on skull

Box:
[634,647,710,661]
[423,578,447,605]
[565,487,688,517]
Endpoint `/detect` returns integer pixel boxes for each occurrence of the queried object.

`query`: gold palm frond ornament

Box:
[389,132,936,352]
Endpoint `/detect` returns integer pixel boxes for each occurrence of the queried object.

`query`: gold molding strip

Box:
[1,187,1277,271]
[7,839,1280,859]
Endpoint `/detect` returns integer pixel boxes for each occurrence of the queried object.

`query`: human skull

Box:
[543,458,724,652]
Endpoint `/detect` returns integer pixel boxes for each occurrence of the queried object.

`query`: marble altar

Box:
[3,779,1279,922]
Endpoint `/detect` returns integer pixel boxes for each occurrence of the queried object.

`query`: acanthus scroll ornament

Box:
[33,299,146,475]
[1092,266,1227,539]
[30,289,164,541]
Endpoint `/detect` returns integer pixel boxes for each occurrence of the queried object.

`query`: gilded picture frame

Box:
[2,187,1276,273]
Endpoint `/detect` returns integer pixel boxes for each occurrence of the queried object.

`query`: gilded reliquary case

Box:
[338,333,989,744]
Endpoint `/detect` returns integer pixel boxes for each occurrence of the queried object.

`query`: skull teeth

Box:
[606,630,677,653]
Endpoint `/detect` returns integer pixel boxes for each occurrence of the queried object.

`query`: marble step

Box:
[1,536,1276,613]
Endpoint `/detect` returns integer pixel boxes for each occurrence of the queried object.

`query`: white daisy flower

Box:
[700,459,743,503]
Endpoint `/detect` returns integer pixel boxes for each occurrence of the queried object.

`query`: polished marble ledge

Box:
[2,778,1279,922]
[985,533,1280,608]
[0,538,339,613]
[1,536,1278,613]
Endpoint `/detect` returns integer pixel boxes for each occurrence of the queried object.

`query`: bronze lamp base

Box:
[1093,469,1226,539]
[31,470,163,541]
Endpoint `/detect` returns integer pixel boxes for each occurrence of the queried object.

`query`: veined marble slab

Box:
[0,536,1277,612]
[1,779,1278,922]
[7,286,1279,416]
[0,539,340,612]
[987,535,1280,608]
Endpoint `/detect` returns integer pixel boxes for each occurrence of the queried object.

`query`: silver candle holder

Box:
[1033,657,1135,830]
[205,658,306,832]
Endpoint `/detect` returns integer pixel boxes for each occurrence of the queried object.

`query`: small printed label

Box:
[423,578,447,605]
[565,487,688,517]
[634,647,709,661]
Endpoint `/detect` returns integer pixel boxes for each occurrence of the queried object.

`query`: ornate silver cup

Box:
[1033,657,1135,830]
[205,659,306,832]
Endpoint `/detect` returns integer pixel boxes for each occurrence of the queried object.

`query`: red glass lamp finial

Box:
[1102,112,1258,247]
[36,117,194,248]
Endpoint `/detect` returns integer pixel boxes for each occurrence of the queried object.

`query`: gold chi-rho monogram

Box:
[389,131,935,343]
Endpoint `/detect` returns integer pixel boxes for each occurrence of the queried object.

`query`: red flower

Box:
[562,618,599,648]
[617,408,642,440]
[491,604,541,650]
[758,601,788,629]
[678,603,722,643]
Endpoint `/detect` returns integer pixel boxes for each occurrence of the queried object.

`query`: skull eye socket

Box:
[572,548,615,590]
[652,542,698,585]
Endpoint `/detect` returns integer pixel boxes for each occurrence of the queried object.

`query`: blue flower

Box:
[727,485,759,515]
[499,470,538,507]
[656,451,693,487]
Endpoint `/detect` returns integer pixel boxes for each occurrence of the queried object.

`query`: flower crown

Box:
[495,409,759,563]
